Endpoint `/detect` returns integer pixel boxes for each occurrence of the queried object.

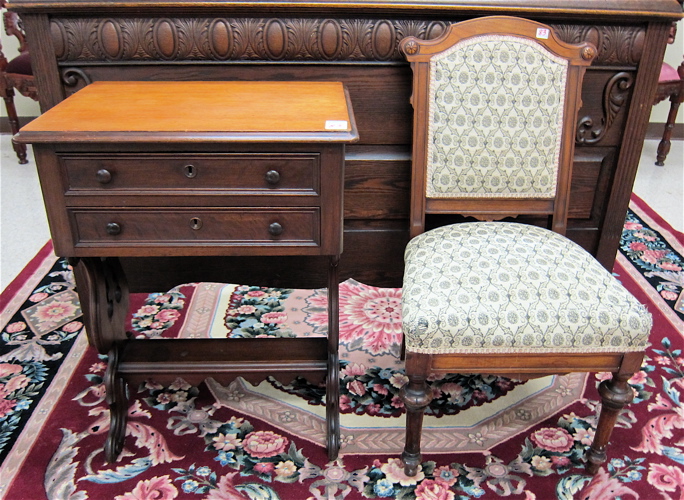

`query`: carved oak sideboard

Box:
[8,0,683,295]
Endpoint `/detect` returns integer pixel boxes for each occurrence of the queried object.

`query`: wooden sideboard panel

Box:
[51,65,632,227]
[569,147,616,224]
[344,146,411,220]
[49,17,646,66]
[60,64,414,146]
[12,2,676,283]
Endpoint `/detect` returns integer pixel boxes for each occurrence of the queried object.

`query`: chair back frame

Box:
[400,16,596,239]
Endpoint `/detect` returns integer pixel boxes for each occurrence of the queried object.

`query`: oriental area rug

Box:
[0,194,682,500]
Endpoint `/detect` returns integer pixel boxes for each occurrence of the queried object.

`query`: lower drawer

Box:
[70,208,320,248]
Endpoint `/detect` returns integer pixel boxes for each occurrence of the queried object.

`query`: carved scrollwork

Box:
[577,71,634,145]
[61,67,92,92]
[4,75,37,100]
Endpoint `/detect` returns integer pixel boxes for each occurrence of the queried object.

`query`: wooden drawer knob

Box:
[265,169,281,185]
[106,222,121,235]
[96,169,112,184]
[268,222,283,236]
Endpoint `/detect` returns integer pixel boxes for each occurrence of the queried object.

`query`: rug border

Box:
[630,193,684,248]
[0,241,55,312]
[0,242,57,330]
[0,332,90,500]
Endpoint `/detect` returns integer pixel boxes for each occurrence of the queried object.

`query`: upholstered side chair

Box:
[1,1,37,164]
[398,16,652,477]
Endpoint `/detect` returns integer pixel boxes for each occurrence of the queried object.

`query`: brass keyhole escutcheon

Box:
[190,217,203,230]
[184,165,197,178]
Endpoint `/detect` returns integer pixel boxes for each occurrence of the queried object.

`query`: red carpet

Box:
[1,195,682,500]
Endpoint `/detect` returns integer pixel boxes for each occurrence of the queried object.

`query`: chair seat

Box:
[659,62,681,83]
[6,51,32,75]
[402,222,652,354]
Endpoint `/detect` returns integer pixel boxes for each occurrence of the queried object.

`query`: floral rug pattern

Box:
[1,196,683,500]
[621,207,684,317]
[0,256,82,466]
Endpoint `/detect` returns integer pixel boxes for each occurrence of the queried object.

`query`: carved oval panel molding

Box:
[98,19,124,59]
[153,19,179,59]
[318,19,343,60]
[207,19,233,59]
[262,19,289,60]
[49,17,644,64]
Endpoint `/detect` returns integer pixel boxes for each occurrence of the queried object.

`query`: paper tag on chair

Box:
[536,28,550,39]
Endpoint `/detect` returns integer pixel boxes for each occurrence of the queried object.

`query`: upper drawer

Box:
[61,153,320,195]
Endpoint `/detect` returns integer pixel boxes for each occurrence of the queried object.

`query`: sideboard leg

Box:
[70,257,130,354]
[104,342,128,463]
[326,255,341,461]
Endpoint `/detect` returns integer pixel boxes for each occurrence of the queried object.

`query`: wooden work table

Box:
[8,0,683,291]
[17,80,358,462]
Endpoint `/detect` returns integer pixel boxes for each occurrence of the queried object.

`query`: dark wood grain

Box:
[19,80,356,463]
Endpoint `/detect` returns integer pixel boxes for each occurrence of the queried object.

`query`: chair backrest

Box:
[1,1,29,54]
[400,17,596,238]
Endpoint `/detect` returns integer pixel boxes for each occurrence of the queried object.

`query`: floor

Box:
[0,134,682,291]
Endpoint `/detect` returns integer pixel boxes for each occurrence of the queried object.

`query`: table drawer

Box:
[70,208,320,247]
[61,154,320,194]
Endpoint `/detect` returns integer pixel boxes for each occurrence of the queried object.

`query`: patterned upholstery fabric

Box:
[427,35,567,198]
[402,222,652,354]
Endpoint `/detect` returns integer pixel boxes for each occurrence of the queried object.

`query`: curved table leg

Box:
[70,256,130,461]
[104,343,128,463]
[69,256,130,354]
[327,255,341,461]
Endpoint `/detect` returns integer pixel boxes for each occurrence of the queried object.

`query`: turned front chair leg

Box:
[656,98,681,166]
[401,376,430,476]
[586,352,643,474]
[401,352,434,475]
[3,90,28,164]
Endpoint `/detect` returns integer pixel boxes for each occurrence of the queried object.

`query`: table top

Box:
[18,81,359,143]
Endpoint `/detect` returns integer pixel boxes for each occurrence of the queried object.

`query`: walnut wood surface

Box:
[23,80,353,462]
[18,81,356,142]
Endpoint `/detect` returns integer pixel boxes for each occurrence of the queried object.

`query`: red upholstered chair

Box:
[1,1,37,164]
[653,60,684,166]
[652,7,683,167]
